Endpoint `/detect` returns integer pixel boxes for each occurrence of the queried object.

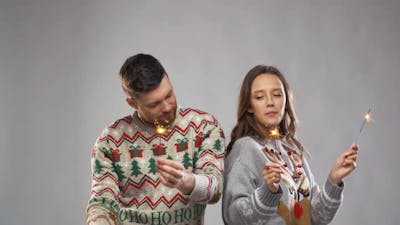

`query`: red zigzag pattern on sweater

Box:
[92,187,189,209]
[93,174,161,192]
[100,109,218,147]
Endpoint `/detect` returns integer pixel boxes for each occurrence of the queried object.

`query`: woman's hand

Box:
[263,162,282,193]
[329,144,359,185]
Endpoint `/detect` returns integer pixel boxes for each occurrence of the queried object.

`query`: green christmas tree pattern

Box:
[213,139,222,151]
[114,163,126,181]
[104,148,125,181]
[94,159,103,173]
[131,160,142,176]
[192,151,199,167]
[182,152,192,169]
[148,158,157,174]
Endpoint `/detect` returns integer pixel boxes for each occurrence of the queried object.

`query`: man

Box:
[86,53,225,225]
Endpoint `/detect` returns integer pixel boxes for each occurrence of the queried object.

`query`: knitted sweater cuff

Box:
[324,178,344,203]
[255,183,282,208]
[188,174,211,202]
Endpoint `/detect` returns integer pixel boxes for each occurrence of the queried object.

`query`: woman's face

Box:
[248,73,286,129]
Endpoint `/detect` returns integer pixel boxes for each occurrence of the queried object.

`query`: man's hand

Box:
[157,157,195,194]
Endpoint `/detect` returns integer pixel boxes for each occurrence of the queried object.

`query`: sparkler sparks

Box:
[154,120,170,135]
[355,108,374,145]
[268,127,282,139]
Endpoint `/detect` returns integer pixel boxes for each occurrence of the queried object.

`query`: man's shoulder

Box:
[100,115,134,135]
[177,107,222,130]
[178,107,218,122]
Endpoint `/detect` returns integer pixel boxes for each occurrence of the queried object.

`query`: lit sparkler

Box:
[355,109,374,145]
[154,120,170,135]
[268,127,282,139]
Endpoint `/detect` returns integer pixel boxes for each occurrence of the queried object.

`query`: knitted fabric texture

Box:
[222,137,343,225]
[87,107,225,225]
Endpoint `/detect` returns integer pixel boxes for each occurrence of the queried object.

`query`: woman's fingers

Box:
[342,149,358,166]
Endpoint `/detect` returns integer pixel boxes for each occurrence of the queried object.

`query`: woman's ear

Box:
[247,108,254,113]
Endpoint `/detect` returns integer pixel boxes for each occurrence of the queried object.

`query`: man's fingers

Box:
[159,171,182,186]
[160,170,182,182]
[157,164,183,178]
[157,157,184,170]
[159,175,177,188]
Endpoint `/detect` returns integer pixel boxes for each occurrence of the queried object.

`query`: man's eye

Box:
[148,103,159,108]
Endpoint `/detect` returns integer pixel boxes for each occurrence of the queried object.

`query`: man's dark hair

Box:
[119,53,166,98]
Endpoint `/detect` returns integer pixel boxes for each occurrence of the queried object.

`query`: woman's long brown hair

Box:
[226,65,305,155]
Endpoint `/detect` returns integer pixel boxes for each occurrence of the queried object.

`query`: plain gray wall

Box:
[1,0,399,224]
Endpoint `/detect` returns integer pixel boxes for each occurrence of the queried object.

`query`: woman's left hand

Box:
[328,144,359,185]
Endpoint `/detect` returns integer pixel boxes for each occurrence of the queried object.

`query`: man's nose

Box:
[160,100,172,112]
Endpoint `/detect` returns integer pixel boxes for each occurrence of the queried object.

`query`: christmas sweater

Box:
[87,107,225,225]
[222,137,343,225]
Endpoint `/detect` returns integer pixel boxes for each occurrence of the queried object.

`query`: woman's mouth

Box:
[265,111,277,117]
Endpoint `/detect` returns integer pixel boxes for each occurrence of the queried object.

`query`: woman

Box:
[222,65,358,225]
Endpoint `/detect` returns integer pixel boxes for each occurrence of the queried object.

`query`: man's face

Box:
[129,75,177,125]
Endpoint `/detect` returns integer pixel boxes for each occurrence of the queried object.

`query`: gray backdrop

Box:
[1,0,399,224]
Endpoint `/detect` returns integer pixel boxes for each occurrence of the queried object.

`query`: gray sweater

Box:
[222,137,344,225]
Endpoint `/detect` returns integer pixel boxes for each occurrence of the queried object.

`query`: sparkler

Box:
[154,119,171,150]
[355,109,374,145]
[154,120,170,135]
[268,127,282,139]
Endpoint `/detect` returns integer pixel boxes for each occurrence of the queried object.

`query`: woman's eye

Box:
[149,104,158,108]
[255,96,264,100]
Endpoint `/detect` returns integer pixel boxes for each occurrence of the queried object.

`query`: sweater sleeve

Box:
[223,160,283,225]
[307,161,344,225]
[223,139,285,225]
[188,120,225,203]
[86,130,121,225]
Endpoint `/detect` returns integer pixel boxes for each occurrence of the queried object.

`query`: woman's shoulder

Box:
[225,136,267,176]
[229,136,266,161]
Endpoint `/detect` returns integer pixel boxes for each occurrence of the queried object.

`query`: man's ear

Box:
[126,97,138,109]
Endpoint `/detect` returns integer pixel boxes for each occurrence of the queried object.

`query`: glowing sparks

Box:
[355,108,374,144]
[156,126,167,135]
[154,120,170,135]
[268,127,282,139]
[364,110,374,123]
[359,109,373,133]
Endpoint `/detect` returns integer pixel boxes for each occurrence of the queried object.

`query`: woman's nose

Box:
[266,95,274,107]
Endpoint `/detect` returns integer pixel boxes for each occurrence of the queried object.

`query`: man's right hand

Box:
[157,157,195,195]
